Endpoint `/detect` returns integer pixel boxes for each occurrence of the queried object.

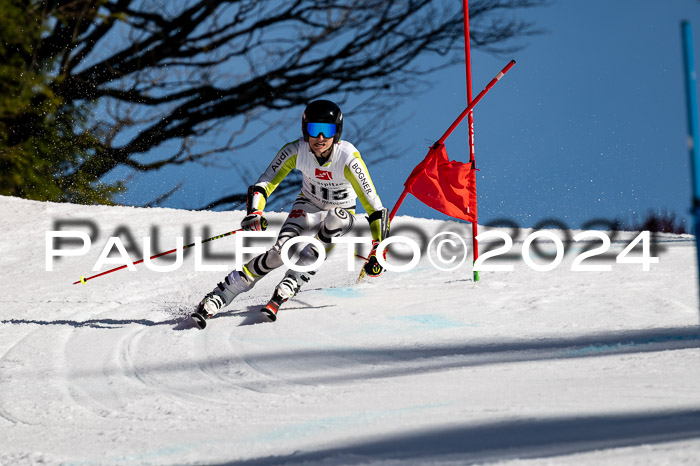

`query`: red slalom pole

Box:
[72,228,247,285]
[463,0,475,161]
[389,59,516,222]
[463,0,479,282]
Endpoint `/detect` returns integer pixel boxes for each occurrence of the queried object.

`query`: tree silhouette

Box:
[0,0,545,207]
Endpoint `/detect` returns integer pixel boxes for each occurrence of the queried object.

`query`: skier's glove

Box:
[363,240,386,278]
[367,208,390,243]
[241,211,267,231]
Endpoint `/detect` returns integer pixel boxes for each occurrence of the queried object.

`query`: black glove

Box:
[363,240,386,277]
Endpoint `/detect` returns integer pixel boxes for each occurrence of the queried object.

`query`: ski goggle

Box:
[306,122,337,138]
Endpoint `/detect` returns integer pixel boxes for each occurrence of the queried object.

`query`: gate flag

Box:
[387,59,515,223]
[403,143,477,223]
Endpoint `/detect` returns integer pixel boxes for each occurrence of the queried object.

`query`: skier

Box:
[192,100,389,328]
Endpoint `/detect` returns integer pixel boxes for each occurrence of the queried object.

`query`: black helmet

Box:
[302,100,343,144]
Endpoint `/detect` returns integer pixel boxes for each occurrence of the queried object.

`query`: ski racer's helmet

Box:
[302,100,343,144]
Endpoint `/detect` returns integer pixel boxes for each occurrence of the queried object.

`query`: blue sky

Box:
[112,0,700,232]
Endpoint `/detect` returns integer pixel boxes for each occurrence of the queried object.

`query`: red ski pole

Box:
[72,223,263,285]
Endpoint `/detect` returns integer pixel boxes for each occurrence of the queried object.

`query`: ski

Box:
[190,309,209,329]
[260,288,288,322]
[260,300,279,322]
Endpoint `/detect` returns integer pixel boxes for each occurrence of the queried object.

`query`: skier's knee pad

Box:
[246,245,285,278]
[276,236,320,268]
[298,242,320,265]
[245,229,303,279]
[266,244,286,269]
[318,207,354,243]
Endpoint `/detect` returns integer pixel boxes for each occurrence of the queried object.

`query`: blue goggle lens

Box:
[307,122,337,138]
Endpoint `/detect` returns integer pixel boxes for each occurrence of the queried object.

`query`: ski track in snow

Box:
[1,195,700,465]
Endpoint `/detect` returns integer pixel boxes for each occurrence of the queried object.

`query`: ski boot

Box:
[191,271,252,329]
[191,292,224,329]
[261,270,315,321]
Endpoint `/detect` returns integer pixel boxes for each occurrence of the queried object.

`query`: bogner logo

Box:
[350,161,372,194]
[315,168,333,180]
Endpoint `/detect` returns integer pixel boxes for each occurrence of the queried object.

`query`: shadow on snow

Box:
[215,408,700,465]
[0,301,336,330]
[56,325,700,385]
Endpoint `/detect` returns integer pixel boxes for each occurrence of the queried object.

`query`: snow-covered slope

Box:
[1,195,699,465]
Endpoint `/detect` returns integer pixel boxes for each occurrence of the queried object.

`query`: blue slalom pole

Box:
[681,21,700,310]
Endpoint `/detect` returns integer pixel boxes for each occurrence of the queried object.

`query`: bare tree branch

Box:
[5,0,546,207]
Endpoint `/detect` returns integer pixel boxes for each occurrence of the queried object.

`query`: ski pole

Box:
[73,220,266,285]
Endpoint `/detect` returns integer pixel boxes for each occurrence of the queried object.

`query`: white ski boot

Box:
[191,271,252,329]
